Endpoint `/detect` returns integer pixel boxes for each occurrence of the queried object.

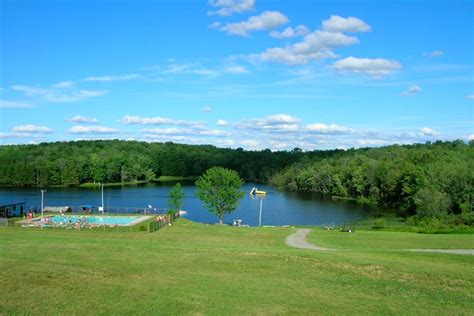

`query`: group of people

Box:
[24,211,36,222]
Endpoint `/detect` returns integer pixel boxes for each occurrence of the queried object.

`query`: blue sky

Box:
[1,0,473,150]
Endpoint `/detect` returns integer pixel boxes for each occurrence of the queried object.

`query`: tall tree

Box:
[195,167,245,224]
[169,183,185,213]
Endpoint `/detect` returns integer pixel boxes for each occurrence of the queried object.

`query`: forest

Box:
[271,140,474,224]
[0,140,336,186]
[0,139,472,223]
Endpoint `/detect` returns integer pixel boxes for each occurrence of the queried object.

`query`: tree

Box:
[169,183,185,213]
[195,167,245,224]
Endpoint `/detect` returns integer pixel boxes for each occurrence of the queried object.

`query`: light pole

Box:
[101,183,104,214]
[258,197,263,227]
[40,189,46,219]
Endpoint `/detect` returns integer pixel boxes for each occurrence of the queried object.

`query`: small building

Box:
[0,202,26,218]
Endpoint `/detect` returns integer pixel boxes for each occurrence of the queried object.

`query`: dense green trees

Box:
[271,141,474,223]
[0,140,309,186]
[195,167,245,224]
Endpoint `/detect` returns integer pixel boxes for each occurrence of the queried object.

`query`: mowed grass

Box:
[308,229,474,251]
[1,220,473,315]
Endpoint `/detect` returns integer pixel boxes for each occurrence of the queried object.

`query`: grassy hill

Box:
[1,220,473,314]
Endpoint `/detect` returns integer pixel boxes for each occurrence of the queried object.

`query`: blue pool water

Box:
[49,215,145,226]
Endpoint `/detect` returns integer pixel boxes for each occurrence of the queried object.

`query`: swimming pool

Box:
[45,215,151,226]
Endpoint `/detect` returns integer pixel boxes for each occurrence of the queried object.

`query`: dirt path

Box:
[285,229,332,251]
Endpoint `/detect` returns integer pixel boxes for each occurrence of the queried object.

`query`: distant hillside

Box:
[271,140,473,222]
[0,139,337,187]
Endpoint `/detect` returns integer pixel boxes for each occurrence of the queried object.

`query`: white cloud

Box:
[0,100,34,108]
[425,50,444,57]
[270,25,310,39]
[68,125,118,134]
[306,123,354,135]
[401,85,422,96]
[122,115,203,127]
[11,84,107,103]
[239,114,301,132]
[12,124,52,133]
[216,139,235,146]
[225,66,249,74]
[465,94,474,100]
[269,141,288,149]
[216,119,230,126]
[468,134,474,141]
[201,106,213,112]
[208,0,255,16]
[143,127,230,137]
[52,81,74,88]
[241,139,261,148]
[65,115,99,124]
[332,56,401,77]
[82,74,140,82]
[209,21,222,29]
[322,15,371,33]
[260,30,358,65]
[219,11,289,37]
[357,139,391,146]
[0,132,38,139]
[419,127,440,137]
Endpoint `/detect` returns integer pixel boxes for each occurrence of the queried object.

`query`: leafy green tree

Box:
[195,167,244,224]
[169,183,185,213]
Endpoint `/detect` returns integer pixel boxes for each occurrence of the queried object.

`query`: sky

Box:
[0,0,473,150]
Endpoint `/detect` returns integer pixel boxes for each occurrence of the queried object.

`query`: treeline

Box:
[271,140,474,223]
[0,140,342,187]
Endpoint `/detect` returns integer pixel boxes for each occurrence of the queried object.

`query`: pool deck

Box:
[18,215,154,227]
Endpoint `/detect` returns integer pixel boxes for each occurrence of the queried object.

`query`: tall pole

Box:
[258,197,263,227]
[101,183,104,214]
[41,189,46,219]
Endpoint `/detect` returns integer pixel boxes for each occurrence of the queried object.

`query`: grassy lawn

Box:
[307,229,474,251]
[1,220,473,315]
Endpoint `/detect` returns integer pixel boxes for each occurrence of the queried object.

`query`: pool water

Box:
[49,215,146,226]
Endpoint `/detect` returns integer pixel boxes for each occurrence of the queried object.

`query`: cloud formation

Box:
[201,106,213,112]
[419,127,440,136]
[270,25,309,38]
[65,115,99,124]
[257,15,372,66]
[425,50,444,57]
[68,125,118,134]
[82,74,140,82]
[322,15,371,33]
[332,57,401,77]
[122,115,203,127]
[219,11,289,36]
[208,0,255,16]
[12,125,53,133]
[401,85,422,96]
[306,123,354,135]
[12,84,107,103]
[0,100,34,108]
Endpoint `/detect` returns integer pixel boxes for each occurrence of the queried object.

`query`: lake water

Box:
[0,183,369,226]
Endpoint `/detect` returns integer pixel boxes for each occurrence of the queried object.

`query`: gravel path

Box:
[285,229,474,256]
[285,229,332,251]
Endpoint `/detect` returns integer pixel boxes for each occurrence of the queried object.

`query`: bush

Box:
[372,218,386,229]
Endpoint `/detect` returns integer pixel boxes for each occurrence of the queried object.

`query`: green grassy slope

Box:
[1,220,473,315]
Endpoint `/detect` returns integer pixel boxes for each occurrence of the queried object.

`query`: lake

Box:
[0,183,369,226]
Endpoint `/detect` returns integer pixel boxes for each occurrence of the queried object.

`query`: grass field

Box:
[1,220,473,315]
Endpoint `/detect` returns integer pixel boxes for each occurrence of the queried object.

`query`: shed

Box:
[0,202,26,218]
